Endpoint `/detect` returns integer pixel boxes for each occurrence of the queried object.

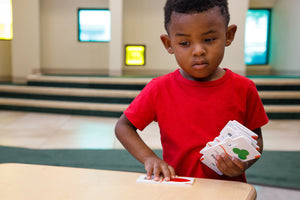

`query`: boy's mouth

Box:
[192,61,208,69]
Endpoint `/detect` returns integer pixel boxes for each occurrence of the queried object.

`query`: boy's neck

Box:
[179,67,226,82]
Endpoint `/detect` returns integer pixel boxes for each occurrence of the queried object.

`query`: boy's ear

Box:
[225,24,237,46]
[160,34,174,54]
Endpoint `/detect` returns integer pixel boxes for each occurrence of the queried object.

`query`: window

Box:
[0,0,13,40]
[244,9,271,65]
[78,9,111,42]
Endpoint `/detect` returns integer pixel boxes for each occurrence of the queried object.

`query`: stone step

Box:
[264,105,300,113]
[1,85,300,105]
[0,74,299,119]
[2,85,300,99]
[1,97,300,112]
[27,74,152,84]
[28,74,300,85]
[258,91,300,98]
[0,85,139,98]
[27,74,151,90]
[0,98,126,118]
[27,74,300,90]
[0,98,127,111]
[1,97,300,119]
[251,78,300,85]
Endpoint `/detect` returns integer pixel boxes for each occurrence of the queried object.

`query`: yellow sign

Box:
[125,45,145,66]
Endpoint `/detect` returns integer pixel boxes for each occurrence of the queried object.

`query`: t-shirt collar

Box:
[175,68,232,87]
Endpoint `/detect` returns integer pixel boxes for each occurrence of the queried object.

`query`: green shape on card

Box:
[233,148,249,160]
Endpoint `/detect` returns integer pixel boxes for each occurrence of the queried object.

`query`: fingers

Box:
[232,157,247,170]
[168,165,176,179]
[146,166,153,180]
[160,164,176,181]
[145,161,164,181]
[144,158,176,181]
[216,153,246,177]
[153,163,161,181]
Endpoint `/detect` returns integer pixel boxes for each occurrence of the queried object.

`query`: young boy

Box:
[115,0,268,182]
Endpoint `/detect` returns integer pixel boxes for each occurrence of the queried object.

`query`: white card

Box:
[221,136,261,161]
[200,155,223,175]
[219,126,259,150]
[136,175,195,186]
[231,120,259,140]
[201,136,261,162]
[200,120,261,175]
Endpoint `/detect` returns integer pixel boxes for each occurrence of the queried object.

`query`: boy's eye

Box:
[179,41,190,46]
[204,38,216,43]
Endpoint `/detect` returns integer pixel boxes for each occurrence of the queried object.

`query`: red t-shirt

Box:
[124,69,269,182]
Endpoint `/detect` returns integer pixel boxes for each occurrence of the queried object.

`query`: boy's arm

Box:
[215,128,263,177]
[115,114,176,181]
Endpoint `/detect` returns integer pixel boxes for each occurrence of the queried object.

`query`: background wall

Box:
[123,0,248,76]
[270,0,300,75]
[11,0,40,83]
[40,0,110,75]
[0,41,11,81]
[1,0,300,83]
[123,0,176,76]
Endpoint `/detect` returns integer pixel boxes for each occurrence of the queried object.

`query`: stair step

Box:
[251,78,300,85]
[264,105,300,119]
[27,74,151,85]
[259,91,300,105]
[3,85,300,99]
[258,91,300,98]
[1,85,299,105]
[0,98,127,111]
[27,74,151,90]
[1,97,300,119]
[27,74,300,90]
[0,85,137,104]
[3,97,299,113]
[0,98,127,117]
[0,85,139,98]
[0,74,299,119]
[28,74,300,85]
[252,79,300,91]
[264,105,300,113]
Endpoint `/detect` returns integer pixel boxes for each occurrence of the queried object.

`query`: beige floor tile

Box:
[0,129,52,149]
[0,111,26,126]
[0,111,300,151]
[263,120,300,151]
[60,115,118,130]
[1,112,70,130]
[113,122,162,149]
[40,128,116,149]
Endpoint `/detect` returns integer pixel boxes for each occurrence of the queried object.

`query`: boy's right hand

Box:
[144,156,176,181]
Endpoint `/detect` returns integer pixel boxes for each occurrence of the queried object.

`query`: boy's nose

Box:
[192,44,206,56]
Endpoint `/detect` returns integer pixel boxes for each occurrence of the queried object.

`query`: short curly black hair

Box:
[163,0,230,32]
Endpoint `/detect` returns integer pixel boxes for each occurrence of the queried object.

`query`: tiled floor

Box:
[0,110,299,199]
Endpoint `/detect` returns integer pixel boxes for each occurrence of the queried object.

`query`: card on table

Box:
[136,175,195,186]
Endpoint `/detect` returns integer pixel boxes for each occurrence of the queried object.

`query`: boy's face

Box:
[161,7,237,81]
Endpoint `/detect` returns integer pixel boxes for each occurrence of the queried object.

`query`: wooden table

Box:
[0,163,256,200]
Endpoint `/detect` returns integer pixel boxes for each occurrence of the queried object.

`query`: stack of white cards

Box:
[200,120,261,175]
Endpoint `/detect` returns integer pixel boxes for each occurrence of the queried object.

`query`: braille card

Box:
[136,175,195,186]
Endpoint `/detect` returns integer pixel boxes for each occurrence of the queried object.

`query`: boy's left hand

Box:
[215,153,248,177]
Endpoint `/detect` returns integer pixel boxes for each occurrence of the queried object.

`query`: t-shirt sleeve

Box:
[244,80,269,130]
[124,79,158,131]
